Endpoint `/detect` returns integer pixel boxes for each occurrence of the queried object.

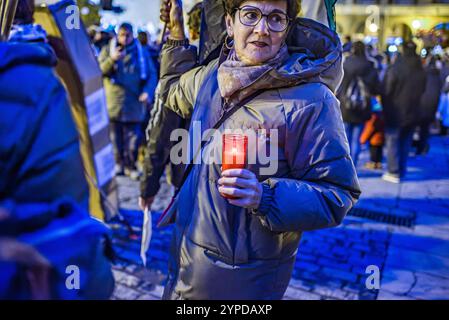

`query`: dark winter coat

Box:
[381,54,427,128]
[159,18,361,300]
[338,55,380,124]
[0,42,89,207]
[420,65,442,123]
[140,85,188,198]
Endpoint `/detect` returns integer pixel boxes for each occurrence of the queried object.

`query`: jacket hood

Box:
[274,18,343,92]
[0,42,56,72]
[225,18,343,104]
[8,24,48,43]
[198,0,227,65]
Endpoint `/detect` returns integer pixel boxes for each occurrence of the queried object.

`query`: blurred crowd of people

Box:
[92,13,449,186]
[338,37,449,183]
[87,3,203,182]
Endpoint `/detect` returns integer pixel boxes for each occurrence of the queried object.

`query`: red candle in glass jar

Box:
[221,134,248,199]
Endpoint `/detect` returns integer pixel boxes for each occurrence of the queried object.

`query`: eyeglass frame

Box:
[232,5,291,33]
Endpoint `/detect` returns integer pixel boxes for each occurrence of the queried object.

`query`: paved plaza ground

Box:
[109,135,449,300]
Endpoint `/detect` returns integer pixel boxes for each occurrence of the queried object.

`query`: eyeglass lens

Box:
[238,6,289,32]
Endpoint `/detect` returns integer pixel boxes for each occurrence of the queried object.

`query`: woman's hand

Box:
[160,0,186,41]
[218,169,263,210]
[139,196,155,211]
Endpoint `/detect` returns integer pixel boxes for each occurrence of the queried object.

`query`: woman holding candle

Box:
[147,0,361,299]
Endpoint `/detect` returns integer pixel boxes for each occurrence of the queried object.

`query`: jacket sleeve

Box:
[98,44,115,76]
[159,42,208,119]
[382,65,397,97]
[364,63,381,95]
[0,71,89,208]
[255,96,361,233]
[142,50,159,102]
[140,85,185,198]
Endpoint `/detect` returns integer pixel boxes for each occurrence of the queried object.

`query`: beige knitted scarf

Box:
[217,44,289,99]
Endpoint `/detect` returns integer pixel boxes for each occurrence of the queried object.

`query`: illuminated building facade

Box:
[336,0,449,49]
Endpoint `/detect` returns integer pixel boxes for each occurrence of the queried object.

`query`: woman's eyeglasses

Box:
[234,6,290,33]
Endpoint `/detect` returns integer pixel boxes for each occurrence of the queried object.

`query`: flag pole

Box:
[0,0,19,41]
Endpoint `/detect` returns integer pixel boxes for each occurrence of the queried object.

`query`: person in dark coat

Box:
[337,41,380,166]
[154,0,360,300]
[416,56,442,155]
[381,41,427,183]
[99,23,158,179]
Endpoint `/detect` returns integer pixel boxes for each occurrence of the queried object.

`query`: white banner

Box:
[85,88,109,137]
[94,143,115,187]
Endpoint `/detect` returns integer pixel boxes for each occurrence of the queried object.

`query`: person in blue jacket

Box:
[0,1,89,207]
[0,0,113,299]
